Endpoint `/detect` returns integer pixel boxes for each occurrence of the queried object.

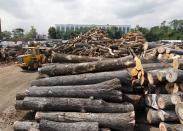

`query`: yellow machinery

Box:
[16,47,46,70]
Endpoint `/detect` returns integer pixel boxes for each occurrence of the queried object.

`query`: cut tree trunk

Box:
[35,112,135,131]
[171,92,183,105]
[146,108,161,124]
[31,70,131,86]
[13,121,39,131]
[159,122,183,131]
[158,110,179,122]
[166,69,183,83]
[25,79,123,102]
[135,124,159,131]
[16,97,134,113]
[157,94,175,110]
[51,53,105,63]
[39,56,134,76]
[147,70,161,85]
[123,94,145,110]
[173,59,183,69]
[165,83,179,94]
[175,102,183,124]
[145,94,158,110]
[39,120,99,131]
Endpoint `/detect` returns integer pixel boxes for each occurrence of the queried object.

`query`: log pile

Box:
[14,29,183,131]
[53,28,146,58]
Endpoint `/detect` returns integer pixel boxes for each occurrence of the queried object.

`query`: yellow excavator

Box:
[16,46,46,70]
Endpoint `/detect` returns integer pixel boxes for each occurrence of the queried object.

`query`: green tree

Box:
[48,27,57,39]
[2,31,12,40]
[12,28,24,41]
[24,26,37,40]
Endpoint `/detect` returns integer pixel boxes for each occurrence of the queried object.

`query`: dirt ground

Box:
[0,64,38,131]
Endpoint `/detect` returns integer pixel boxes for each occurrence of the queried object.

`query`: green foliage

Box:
[137,20,183,41]
[48,27,57,39]
[24,26,37,41]
[2,31,12,40]
[12,28,24,41]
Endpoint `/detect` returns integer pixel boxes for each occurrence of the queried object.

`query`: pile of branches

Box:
[53,29,146,58]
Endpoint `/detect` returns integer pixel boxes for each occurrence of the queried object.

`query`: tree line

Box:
[0,26,37,41]
[48,19,183,41]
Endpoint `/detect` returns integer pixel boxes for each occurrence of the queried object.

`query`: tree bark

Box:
[39,120,99,131]
[135,124,159,131]
[166,69,183,83]
[123,94,145,110]
[26,79,123,102]
[31,70,131,86]
[157,94,175,110]
[171,92,183,105]
[145,94,158,110]
[51,53,105,63]
[16,97,134,113]
[175,102,183,124]
[158,110,179,122]
[147,70,160,85]
[13,121,39,131]
[159,122,183,131]
[35,111,135,131]
[40,56,134,76]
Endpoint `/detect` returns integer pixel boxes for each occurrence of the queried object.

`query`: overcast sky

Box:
[0,0,182,34]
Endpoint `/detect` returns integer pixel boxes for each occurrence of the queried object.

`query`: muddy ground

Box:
[0,64,38,131]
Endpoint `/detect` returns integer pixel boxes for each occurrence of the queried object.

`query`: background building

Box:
[55,24,131,33]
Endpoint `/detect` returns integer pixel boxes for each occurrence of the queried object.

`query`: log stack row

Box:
[14,55,139,131]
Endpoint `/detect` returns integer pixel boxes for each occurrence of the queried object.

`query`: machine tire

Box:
[28,61,39,71]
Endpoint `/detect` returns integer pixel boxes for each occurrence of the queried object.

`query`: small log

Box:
[39,56,134,76]
[39,120,99,131]
[146,108,161,124]
[26,79,123,102]
[145,94,158,110]
[173,59,183,69]
[51,53,104,63]
[159,122,183,131]
[158,110,179,122]
[13,121,39,131]
[123,94,145,110]
[166,48,183,55]
[35,112,135,131]
[31,70,131,86]
[166,69,183,83]
[175,102,183,124]
[157,94,175,109]
[16,97,134,113]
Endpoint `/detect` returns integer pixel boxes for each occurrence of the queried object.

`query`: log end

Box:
[165,69,177,83]
[171,95,181,105]
[147,72,154,85]
[173,59,179,69]
[157,97,165,109]
[175,103,183,123]
[159,122,167,131]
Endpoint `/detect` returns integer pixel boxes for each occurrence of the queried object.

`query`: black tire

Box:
[28,61,39,71]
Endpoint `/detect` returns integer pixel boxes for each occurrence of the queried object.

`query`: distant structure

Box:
[55,24,131,33]
[0,18,2,40]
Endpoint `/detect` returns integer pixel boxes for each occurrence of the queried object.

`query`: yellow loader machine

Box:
[16,47,46,70]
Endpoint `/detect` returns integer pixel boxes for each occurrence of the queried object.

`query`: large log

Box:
[157,94,175,110]
[31,70,131,86]
[158,110,179,122]
[51,53,104,63]
[135,124,159,131]
[123,94,145,110]
[39,120,99,131]
[16,97,134,113]
[35,112,135,131]
[13,121,39,131]
[166,69,183,83]
[147,70,160,85]
[171,92,183,105]
[39,56,134,76]
[159,122,183,131]
[146,108,161,124]
[25,79,123,102]
[175,102,183,124]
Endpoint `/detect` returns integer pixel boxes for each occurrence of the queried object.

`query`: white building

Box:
[55,24,131,33]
